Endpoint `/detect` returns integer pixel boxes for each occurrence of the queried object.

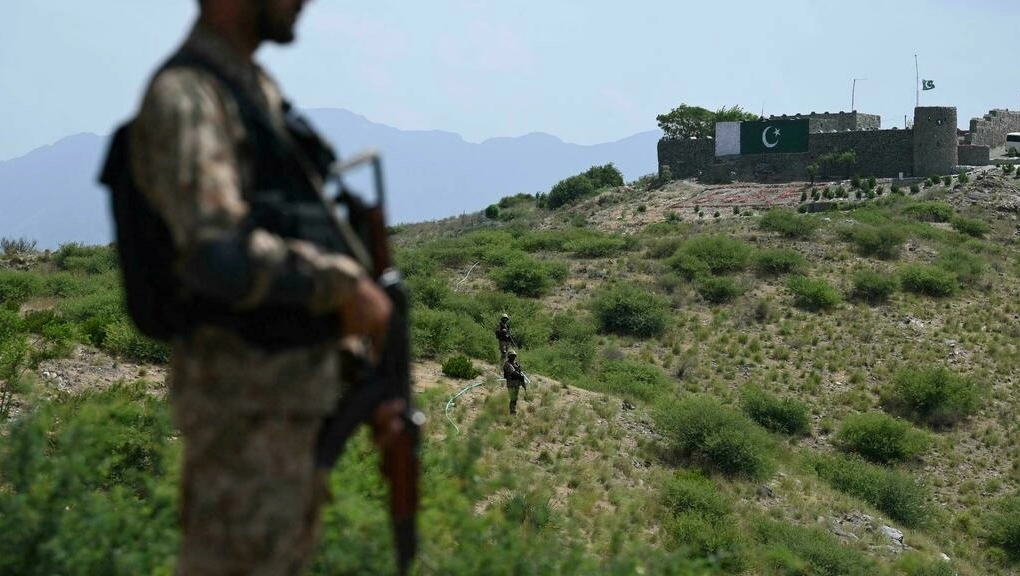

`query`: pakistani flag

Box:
[922,79,935,90]
[739,119,809,155]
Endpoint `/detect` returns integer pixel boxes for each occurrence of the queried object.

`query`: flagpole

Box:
[918,54,926,108]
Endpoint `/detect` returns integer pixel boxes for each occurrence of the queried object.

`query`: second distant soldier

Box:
[502,350,527,415]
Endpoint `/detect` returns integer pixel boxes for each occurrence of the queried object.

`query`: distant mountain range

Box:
[0,108,661,248]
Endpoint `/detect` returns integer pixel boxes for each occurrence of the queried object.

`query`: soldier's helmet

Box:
[507,350,517,359]
[501,313,510,321]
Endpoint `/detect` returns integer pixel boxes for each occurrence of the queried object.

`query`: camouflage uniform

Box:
[495,317,512,362]
[130,21,363,575]
[502,355,525,415]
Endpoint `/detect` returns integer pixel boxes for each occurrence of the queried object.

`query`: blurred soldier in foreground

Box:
[502,350,527,415]
[123,0,401,573]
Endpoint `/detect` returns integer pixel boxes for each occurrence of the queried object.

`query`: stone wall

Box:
[768,111,880,133]
[658,129,915,183]
[958,145,991,166]
[656,107,965,183]
[967,109,1020,148]
[656,138,714,179]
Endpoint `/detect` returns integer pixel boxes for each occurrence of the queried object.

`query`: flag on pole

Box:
[921,79,935,91]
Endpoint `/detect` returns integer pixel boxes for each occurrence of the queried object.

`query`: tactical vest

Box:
[100,51,359,350]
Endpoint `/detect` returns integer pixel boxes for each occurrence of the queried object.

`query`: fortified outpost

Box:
[657,107,1020,183]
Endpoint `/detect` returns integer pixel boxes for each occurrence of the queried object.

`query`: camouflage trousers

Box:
[174,415,330,576]
[499,340,511,361]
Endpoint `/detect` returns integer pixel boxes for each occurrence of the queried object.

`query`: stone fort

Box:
[657,106,1020,183]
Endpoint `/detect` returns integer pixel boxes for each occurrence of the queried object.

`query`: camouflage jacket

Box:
[503,360,525,385]
[129,21,361,426]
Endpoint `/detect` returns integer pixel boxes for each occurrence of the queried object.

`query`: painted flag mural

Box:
[739,119,809,154]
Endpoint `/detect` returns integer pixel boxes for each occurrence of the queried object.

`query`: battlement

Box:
[767,111,881,133]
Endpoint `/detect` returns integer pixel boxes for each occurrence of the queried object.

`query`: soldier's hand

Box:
[340,275,393,363]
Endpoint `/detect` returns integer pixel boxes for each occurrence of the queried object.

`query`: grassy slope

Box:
[3,167,1020,573]
[395,167,1020,574]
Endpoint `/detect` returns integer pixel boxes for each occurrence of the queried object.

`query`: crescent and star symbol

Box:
[761,126,781,148]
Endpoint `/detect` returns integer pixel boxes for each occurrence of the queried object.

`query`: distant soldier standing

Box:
[502,350,527,415]
[495,313,513,362]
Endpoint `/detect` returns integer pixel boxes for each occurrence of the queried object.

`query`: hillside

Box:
[4,165,1020,574]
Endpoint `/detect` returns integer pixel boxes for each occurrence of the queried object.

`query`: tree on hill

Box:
[544,164,623,209]
[656,104,758,140]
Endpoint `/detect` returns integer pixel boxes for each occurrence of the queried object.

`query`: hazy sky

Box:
[2,0,1017,161]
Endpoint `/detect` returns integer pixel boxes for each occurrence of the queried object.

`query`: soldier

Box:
[495,313,513,362]
[502,350,527,415]
[124,1,401,574]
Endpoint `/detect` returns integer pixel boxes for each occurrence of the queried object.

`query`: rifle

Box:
[314,149,424,576]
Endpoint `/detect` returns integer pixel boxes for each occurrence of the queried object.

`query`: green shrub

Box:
[740,386,810,436]
[501,489,555,530]
[867,175,877,189]
[408,275,452,309]
[941,175,952,186]
[645,237,684,260]
[102,318,170,364]
[442,355,481,379]
[986,494,1020,560]
[52,243,118,274]
[595,359,671,403]
[812,453,930,527]
[491,255,565,298]
[904,201,955,222]
[666,251,711,280]
[671,234,751,275]
[950,215,992,238]
[898,264,957,297]
[835,412,929,463]
[850,174,862,189]
[909,183,920,194]
[850,269,898,303]
[881,366,982,428]
[695,276,740,304]
[935,247,987,288]
[662,503,746,572]
[583,163,625,189]
[752,248,806,276]
[497,192,534,209]
[0,270,43,310]
[787,276,841,311]
[484,204,500,219]
[893,552,957,576]
[957,171,969,184]
[841,224,905,259]
[661,471,732,520]
[759,208,818,239]
[752,517,881,576]
[653,395,774,480]
[57,291,125,346]
[546,174,596,209]
[589,283,670,338]
[411,307,460,359]
[0,383,178,576]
